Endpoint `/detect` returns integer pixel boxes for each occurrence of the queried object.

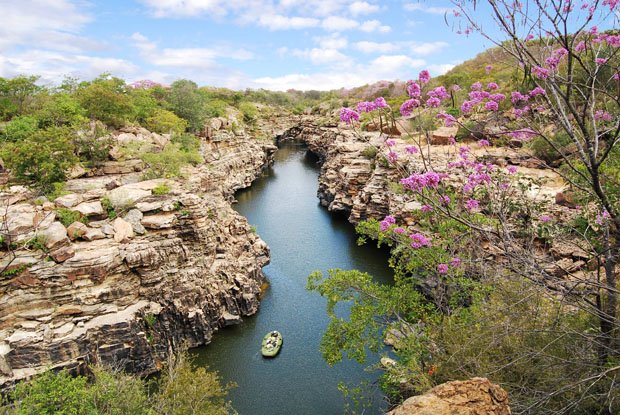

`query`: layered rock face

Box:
[387,378,511,415]
[0,126,278,387]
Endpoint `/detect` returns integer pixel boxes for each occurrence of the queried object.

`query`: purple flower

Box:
[540,214,552,223]
[407,81,421,97]
[400,99,420,117]
[437,263,449,274]
[532,66,550,80]
[409,233,432,248]
[489,93,506,102]
[452,84,461,92]
[405,145,419,154]
[357,101,377,113]
[450,257,462,267]
[460,100,476,114]
[614,73,620,81]
[419,70,431,84]
[379,215,396,231]
[437,112,457,127]
[510,128,538,141]
[340,108,360,124]
[529,86,546,97]
[440,195,451,205]
[594,110,613,122]
[487,82,498,90]
[595,209,610,226]
[595,58,609,65]
[421,204,433,212]
[470,82,482,91]
[387,151,399,163]
[386,139,396,147]
[575,41,586,52]
[465,199,480,211]
[478,139,490,147]
[484,101,499,111]
[400,171,443,191]
[428,86,450,100]
[394,227,406,234]
[511,91,529,104]
[485,65,493,74]
[507,165,518,175]
[374,97,388,108]
[426,97,441,108]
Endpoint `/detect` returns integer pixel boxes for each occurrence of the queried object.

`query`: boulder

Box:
[49,245,75,263]
[73,201,104,218]
[83,228,106,241]
[39,222,69,250]
[113,218,134,243]
[54,194,83,209]
[124,209,146,235]
[108,186,152,210]
[67,222,88,240]
[387,378,511,415]
[141,214,177,229]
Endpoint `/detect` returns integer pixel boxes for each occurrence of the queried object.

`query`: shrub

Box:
[237,102,258,124]
[144,108,188,135]
[204,99,228,118]
[152,183,171,195]
[361,145,378,159]
[141,143,203,179]
[55,208,85,227]
[0,126,78,191]
[77,75,134,128]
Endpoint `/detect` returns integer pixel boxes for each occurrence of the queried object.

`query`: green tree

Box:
[0,75,42,119]
[0,116,39,142]
[77,74,134,128]
[152,351,235,415]
[0,126,77,190]
[167,80,206,132]
[144,108,188,134]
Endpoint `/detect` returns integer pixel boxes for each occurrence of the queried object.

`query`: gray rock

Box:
[113,218,134,243]
[39,222,69,250]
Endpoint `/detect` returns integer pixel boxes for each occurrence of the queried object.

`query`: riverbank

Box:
[0,118,294,388]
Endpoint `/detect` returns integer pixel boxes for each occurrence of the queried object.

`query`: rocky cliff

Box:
[0,123,283,387]
[387,378,511,415]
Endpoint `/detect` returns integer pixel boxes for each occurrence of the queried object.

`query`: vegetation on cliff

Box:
[308,2,620,414]
[0,350,235,415]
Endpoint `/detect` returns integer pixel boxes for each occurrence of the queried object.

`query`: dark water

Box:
[194,141,392,415]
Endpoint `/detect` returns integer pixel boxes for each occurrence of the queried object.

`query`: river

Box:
[194,141,393,415]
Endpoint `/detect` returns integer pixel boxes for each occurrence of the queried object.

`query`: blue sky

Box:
[0,0,608,90]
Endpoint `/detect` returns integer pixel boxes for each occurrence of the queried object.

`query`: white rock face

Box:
[113,217,134,243]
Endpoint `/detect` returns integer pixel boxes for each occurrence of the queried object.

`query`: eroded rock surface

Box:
[0,127,282,387]
[387,378,511,415]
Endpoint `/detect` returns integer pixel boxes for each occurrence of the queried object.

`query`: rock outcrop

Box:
[387,378,511,415]
[0,126,281,388]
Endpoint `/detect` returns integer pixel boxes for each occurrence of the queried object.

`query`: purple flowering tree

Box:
[315,1,620,412]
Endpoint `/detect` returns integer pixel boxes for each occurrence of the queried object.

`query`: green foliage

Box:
[144,108,188,135]
[0,116,39,142]
[101,196,117,220]
[0,126,78,191]
[11,370,92,415]
[140,142,203,179]
[0,75,42,119]
[36,93,87,128]
[151,351,236,415]
[74,131,113,168]
[87,367,150,415]
[360,145,378,159]
[77,75,134,128]
[237,102,258,124]
[171,133,201,153]
[167,80,206,132]
[24,235,47,251]
[204,99,229,118]
[55,208,85,227]
[528,130,574,164]
[152,183,171,196]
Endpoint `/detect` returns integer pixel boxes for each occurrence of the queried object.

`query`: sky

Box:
[0,0,603,91]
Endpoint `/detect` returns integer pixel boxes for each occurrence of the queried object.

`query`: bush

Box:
[204,99,228,118]
[141,143,203,179]
[55,208,85,227]
[152,183,171,195]
[77,75,134,128]
[0,126,78,191]
[0,116,39,142]
[144,108,187,135]
[361,145,378,159]
[237,102,258,124]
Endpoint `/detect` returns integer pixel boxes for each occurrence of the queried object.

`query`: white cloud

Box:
[132,32,253,69]
[291,48,351,65]
[0,50,139,83]
[428,63,456,75]
[349,1,379,15]
[410,41,449,55]
[258,14,320,30]
[138,0,228,18]
[403,3,452,15]
[0,0,101,53]
[322,16,359,31]
[354,41,400,53]
[314,34,348,49]
[359,19,391,33]
[252,54,426,90]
